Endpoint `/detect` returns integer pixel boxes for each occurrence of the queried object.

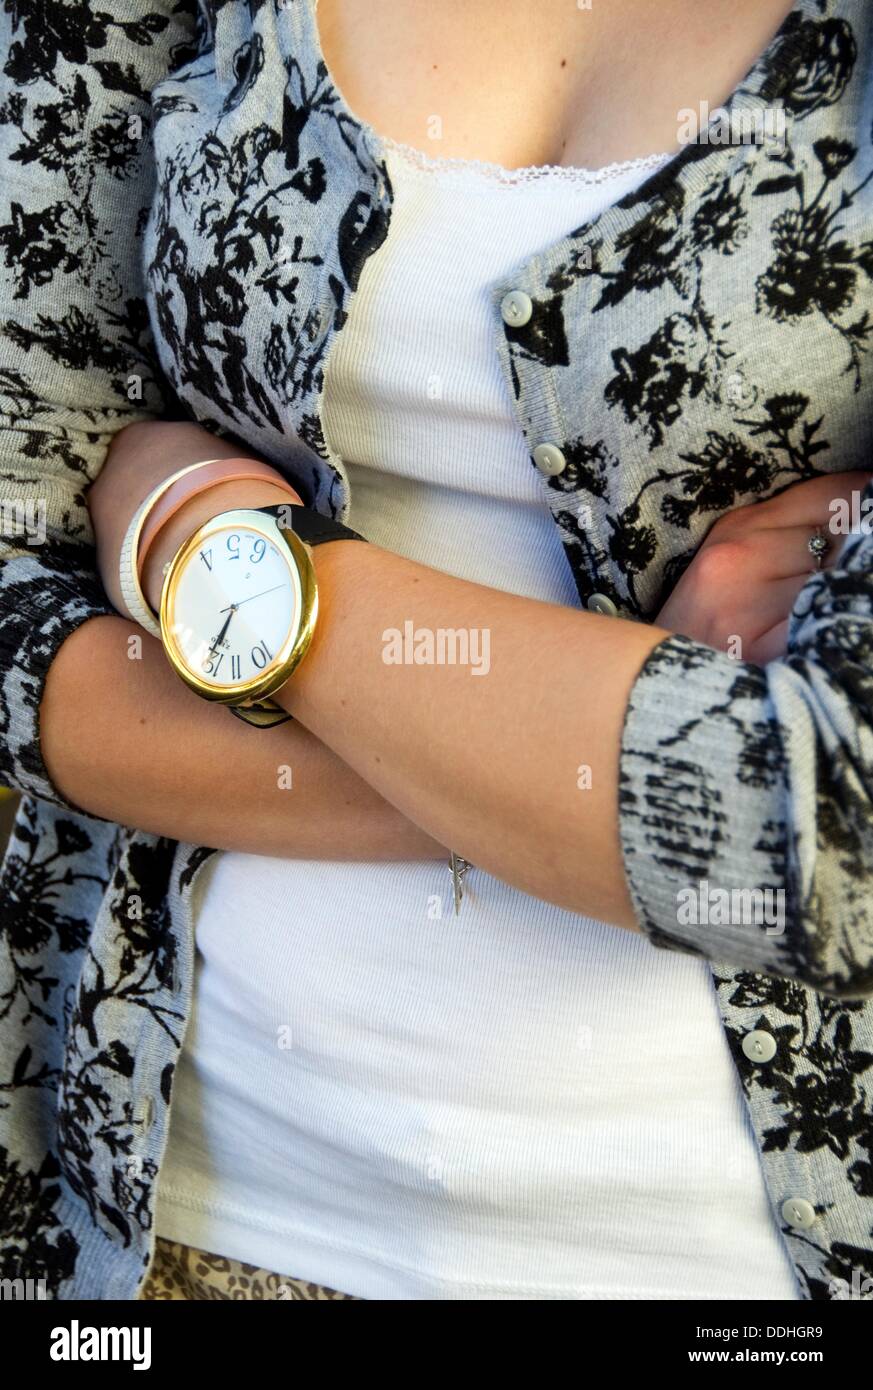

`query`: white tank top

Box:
[156,139,800,1300]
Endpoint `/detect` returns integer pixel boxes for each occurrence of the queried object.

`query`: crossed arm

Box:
[41,416,869,938]
[42,418,662,924]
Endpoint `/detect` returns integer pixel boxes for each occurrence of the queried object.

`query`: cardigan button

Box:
[781,1197,816,1230]
[139,1096,156,1132]
[742,1029,777,1063]
[532,443,566,477]
[587,593,618,618]
[500,289,533,327]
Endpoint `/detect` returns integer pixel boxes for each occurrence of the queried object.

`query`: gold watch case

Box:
[159,507,318,708]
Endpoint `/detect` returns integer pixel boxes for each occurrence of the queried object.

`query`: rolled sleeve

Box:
[619,487,873,999]
[0,437,115,805]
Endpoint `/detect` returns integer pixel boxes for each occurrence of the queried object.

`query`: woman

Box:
[1,0,872,1301]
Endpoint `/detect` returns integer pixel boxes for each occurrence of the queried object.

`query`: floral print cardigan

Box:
[1,0,873,1301]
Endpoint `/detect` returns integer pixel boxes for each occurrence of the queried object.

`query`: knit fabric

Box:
[0,0,871,1299]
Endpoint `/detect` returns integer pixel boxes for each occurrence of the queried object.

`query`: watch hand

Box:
[207,583,283,665]
[221,583,286,610]
[208,584,285,665]
[208,604,237,656]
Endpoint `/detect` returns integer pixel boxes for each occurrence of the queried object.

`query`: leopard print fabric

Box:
[139,1238,360,1301]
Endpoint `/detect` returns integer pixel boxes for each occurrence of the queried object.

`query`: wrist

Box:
[142,480,301,613]
[273,531,367,718]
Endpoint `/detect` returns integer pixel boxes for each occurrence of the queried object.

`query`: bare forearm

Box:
[270,541,665,925]
[40,612,445,859]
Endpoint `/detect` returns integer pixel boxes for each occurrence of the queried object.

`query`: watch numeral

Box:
[250,538,266,563]
[231,654,241,680]
[202,652,223,677]
[199,548,213,572]
[227,533,240,559]
[251,641,272,670]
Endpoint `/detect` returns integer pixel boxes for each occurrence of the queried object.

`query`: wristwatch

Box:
[159,503,365,727]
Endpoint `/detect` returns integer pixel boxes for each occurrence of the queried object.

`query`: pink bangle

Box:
[137,457,299,579]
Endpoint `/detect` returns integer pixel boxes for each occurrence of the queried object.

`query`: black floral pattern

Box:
[0,1147,78,1296]
[0,0,872,1302]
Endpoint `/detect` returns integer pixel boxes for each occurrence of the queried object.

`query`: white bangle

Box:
[116,457,228,638]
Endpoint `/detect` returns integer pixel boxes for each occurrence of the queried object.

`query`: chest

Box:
[314,0,797,171]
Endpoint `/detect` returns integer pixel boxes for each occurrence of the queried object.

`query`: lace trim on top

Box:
[378,134,675,188]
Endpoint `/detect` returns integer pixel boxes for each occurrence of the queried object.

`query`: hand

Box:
[656,470,873,665]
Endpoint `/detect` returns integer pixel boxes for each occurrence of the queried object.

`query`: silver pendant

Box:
[449,851,471,915]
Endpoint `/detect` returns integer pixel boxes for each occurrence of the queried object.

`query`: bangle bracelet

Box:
[118,458,233,637]
[137,456,297,577]
[116,457,294,637]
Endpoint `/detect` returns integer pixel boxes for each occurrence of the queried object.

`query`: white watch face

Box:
[165,522,301,692]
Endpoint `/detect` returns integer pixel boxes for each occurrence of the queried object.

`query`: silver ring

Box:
[808,526,830,571]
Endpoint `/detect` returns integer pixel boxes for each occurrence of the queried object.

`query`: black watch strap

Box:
[257,504,366,547]
[229,699,293,729]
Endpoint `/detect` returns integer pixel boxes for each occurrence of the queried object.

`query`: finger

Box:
[712,574,808,653]
[735,524,849,579]
[747,618,790,666]
[736,569,826,662]
[725,471,873,533]
[758,574,815,614]
[741,575,809,637]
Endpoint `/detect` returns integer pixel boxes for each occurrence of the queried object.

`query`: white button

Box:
[781,1197,816,1230]
[532,443,566,477]
[587,593,618,617]
[139,1096,155,1131]
[742,1029,777,1063]
[500,289,533,327]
